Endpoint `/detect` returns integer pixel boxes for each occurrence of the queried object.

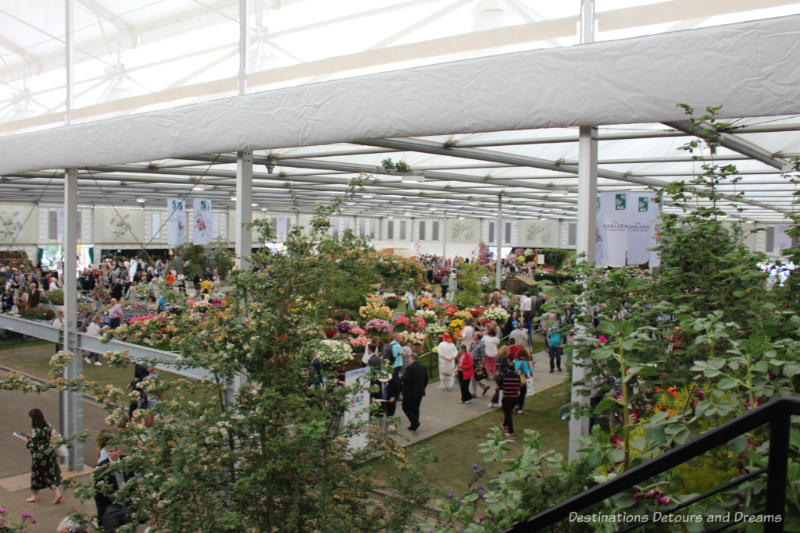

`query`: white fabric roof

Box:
[1,4,799,224]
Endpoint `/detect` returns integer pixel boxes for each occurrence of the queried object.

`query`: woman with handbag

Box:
[457,344,474,404]
[19,408,64,504]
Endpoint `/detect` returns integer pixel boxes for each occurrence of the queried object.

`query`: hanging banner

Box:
[627,192,657,265]
[597,192,628,267]
[596,191,660,267]
[276,215,290,242]
[167,198,186,246]
[193,198,212,245]
[775,224,793,253]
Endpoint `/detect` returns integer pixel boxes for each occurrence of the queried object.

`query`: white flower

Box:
[317,339,354,366]
[483,308,510,323]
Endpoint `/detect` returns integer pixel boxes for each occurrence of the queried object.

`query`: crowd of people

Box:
[360,270,571,440]
[1,256,227,357]
[9,250,572,529]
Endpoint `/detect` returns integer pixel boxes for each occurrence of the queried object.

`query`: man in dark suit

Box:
[94,446,134,531]
[401,353,428,432]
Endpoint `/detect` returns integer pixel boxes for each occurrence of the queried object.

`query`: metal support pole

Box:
[442,211,447,262]
[765,413,790,531]
[65,0,73,125]
[60,168,83,471]
[576,127,598,264]
[229,149,252,407]
[235,150,253,269]
[569,0,597,462]
[495,193,503,290]
[238,0,248,96]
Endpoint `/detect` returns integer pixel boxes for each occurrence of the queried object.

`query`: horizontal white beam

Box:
[0,314,206,380]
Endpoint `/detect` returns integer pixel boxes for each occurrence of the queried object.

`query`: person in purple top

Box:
[108,298,123,329]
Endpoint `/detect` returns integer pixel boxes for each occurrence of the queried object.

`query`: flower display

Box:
[349,335,370,347]
[364,319,394,334]
[448,318,465,340]
[384,295,403,309]
[394,314,410,330]
[406,331,426,346]
[358,299,392,320]
[336,320,359,333]
[417,297,434,308]
[316,339,354,366]
[483,307,510,323]
[425,323,447,336]
[135,283,150,299]
[454,309,474,321]
[414,309,436,321]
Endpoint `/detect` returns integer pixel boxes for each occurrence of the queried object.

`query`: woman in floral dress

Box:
[21,408,63,504]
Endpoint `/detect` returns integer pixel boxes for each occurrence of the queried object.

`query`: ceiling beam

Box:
[363,137,794,217]
[665,120,793,171]
[74,0,138,46]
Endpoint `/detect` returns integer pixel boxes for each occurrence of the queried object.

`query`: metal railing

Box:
[506,396,800,533]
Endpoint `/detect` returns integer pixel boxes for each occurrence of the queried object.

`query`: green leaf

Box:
[593,396,620,414]
[784,362,800,377]
[607,448,625,463]
[718,377,738,390]
[644,424,667,444]
[631,437,646,451]
[612,492,637,509]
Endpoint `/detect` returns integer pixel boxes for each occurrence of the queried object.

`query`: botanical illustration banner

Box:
[447,219,479,244]
[518,219,559,247]
[193,198,212,245]
[0,205,37,244]
[167,198,186,246]
[94,208,144,244]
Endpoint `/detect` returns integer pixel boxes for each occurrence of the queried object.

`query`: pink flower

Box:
[364,319,394,333]
[350,335,370,347]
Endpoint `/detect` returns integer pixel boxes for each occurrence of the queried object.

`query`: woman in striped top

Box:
[496,362,521,438]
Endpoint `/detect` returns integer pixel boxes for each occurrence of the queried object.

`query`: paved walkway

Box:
[400,350,568,445]
[0,388,112,532]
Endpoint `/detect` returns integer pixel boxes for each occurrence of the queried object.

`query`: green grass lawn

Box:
[371,381,570,496]
[0,340,205,398]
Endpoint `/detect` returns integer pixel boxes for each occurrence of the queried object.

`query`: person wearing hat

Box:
[437,333,458,391]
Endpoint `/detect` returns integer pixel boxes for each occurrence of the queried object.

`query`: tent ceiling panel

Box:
[3,14,800,175]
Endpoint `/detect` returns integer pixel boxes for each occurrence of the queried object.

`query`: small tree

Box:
[2,192,431,532]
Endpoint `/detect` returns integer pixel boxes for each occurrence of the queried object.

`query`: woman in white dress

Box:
[437,333,458,390]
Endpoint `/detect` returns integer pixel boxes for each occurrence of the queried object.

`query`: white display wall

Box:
[1,204,788,263]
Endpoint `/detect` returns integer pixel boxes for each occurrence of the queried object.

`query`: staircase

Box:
[505,397,800,533]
